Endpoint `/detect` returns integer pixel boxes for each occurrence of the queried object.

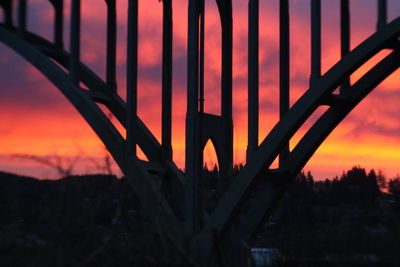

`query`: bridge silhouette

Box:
[0,0,399,265]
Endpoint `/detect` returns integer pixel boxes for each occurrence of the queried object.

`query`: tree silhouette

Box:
[388,177,400,195]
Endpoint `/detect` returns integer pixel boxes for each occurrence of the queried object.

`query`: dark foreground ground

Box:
[0,172,176,266]
[0,168,399,266]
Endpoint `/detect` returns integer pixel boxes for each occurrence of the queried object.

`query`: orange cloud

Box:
[0,0,399,180]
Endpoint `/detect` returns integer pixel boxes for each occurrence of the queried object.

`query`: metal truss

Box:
[0,0,399,265]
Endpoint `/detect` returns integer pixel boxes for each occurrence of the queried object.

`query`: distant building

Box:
[251,248,281,267]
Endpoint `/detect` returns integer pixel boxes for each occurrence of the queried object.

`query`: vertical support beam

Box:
[105,0,117,92]
[340,0,350,95]
[279,0,290,168]
[198,0,205,229]
[220,1,233,177]
[49,0,64,49]
[199,0,205,114]
[0,0,13,27]
[162,0,173,162]
[70,0,81,86]
[185,0,201,235]
[18,0,27,34]
[247,0,259,162]
[126,0,138,158]
[310,0,321,87]
[377,0,387,30]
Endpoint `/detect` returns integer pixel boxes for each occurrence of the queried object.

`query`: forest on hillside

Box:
[255,167,400,266]
[0,166,399,266]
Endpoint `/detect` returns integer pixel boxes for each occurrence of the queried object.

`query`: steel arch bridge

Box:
[0,0,399,265]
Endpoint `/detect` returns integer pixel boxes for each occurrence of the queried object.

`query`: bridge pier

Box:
[279,0,290,168]
[247,0,259,162]
[0,0,399,266]
[162,0,173,163]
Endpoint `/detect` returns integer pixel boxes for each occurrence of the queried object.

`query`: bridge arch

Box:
[201,17,400,243]
[0,26,127,171]
[203,138,220,171]
[1,1,398,224]
[0,24,182,239]
[1,2,400,265]
[0,24,166,162]
[289,49,400,180]
[233,47,400,244]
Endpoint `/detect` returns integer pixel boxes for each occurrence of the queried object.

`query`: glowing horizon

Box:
[0,0,399,180]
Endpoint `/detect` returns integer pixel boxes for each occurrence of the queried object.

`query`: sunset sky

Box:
[0,0,399,180]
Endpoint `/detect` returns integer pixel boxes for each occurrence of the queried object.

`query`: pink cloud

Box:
[0,0,399,179]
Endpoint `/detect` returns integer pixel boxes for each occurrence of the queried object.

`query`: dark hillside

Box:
[0,167,400,266]
[256,168,400,266]
[0,172,178,267]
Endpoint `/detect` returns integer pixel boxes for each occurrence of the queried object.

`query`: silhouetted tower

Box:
[0,0,397,265]
[185,0,233,234]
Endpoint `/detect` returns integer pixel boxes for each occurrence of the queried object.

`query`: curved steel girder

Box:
[289,52,400,177]
[0,26,127,171]
[235,48,400,243]
[0,26,182,235]
[16,28,163,162]
[2,26,185,187]
[201,17,400,237]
